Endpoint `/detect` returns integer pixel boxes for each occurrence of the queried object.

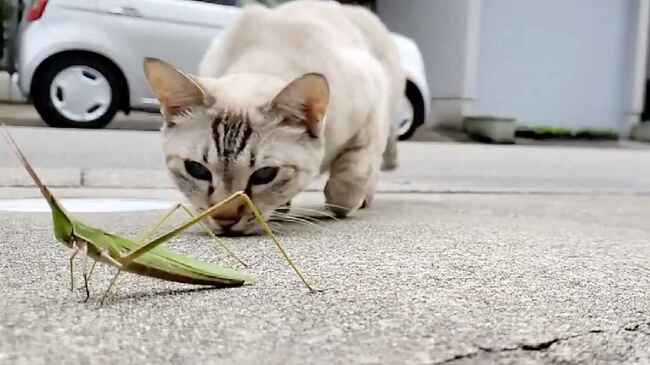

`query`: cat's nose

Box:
[211,196,247,222]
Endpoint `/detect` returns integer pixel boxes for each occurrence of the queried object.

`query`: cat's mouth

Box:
[210,216,257,236]
[218,227,258,237]
[202,200,292,236]
[208,213,268,236]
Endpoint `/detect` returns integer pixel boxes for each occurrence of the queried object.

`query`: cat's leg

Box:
[381,124,399,172]
[327,68,393,216]
[325,144,378,217]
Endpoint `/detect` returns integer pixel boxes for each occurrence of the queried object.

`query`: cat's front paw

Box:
[324,180,364,218]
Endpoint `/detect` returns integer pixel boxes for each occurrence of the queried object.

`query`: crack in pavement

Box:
[624,321,650,335]
[432,321,650,365]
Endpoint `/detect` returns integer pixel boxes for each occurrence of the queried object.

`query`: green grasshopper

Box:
[1,125,317,305]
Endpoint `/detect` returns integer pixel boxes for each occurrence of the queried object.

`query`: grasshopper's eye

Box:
[249,167,279,186]
[184,160,212,181]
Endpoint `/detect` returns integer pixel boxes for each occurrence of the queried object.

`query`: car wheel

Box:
[397,83,425,141]
[32,55,121,129]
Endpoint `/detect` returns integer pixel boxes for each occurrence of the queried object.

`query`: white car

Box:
[16,0,430,139]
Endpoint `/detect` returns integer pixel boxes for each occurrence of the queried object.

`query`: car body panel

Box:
[392,33,431,125]
[18,0,238,108]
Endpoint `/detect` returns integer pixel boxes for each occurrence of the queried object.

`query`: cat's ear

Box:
[143,58,214,121]
[271,73,330,138]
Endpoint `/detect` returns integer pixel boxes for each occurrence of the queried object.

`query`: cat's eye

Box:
[249,167,279,186]
[184,160,212,181]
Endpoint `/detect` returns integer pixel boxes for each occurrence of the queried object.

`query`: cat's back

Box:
[200,0,368,77]
[256,0,365,47]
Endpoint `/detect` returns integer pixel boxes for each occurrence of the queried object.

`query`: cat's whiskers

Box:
[270,212,332,232]
[268,221,288,235]
[323,202,360,211]
[286,207,340,222]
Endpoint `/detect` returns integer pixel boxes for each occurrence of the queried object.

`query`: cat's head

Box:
[143,58,329,235]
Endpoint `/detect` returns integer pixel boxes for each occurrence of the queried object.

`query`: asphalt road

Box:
[0,189,649,364]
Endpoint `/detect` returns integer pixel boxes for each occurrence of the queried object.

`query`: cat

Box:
[143,0,404,235]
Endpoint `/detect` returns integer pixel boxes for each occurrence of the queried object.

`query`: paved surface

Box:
[2,125,650,193]
[0,188,649,364]
[0,114,649,363]
[0,103,163,131]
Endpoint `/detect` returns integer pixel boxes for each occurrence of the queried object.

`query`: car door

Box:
[94,0,239,108]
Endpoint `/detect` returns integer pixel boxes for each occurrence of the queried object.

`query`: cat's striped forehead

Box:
[211,109,254,163]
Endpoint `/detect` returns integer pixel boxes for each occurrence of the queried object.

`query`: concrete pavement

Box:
[0,189,648,364]
[0,120,649,363]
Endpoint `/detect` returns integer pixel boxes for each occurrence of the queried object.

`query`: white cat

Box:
[144,0,404,235]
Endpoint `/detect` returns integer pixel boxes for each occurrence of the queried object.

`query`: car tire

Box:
[397,83,426,141]
[32,55,122,129]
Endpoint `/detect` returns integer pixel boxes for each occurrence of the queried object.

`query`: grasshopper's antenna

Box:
[0,124,54,202]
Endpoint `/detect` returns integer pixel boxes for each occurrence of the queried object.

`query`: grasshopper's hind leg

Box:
[134,203,183,244]
[139,192,318,291]
[235,192,320,293]
[178,204,248,267]
[98,251,124,306]
[100,269,122,306]
[121,192,318,292]
[86,260,98,284]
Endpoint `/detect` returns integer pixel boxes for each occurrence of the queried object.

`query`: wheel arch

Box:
[405,79,425,127]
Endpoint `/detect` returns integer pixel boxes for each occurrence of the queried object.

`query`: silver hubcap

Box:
[49,66,111,122]
[397,95,415,137]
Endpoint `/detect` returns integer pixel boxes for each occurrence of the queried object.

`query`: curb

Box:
[0,167,173,189]
[83,169,173,189]
[0,168,458,192]
[0,167,81,187]
[0,167,464,192]
[2,167,650,195]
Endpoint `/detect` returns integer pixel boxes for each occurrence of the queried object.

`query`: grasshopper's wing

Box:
[0,125,74,242]
[73,221,252,286]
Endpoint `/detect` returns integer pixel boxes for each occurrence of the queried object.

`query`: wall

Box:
[377,0,480,128]
[471,0,636,133]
